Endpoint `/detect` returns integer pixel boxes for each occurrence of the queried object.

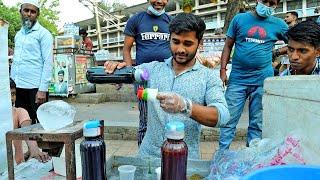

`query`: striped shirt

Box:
[281,58,320,76]
[11,21,53,91]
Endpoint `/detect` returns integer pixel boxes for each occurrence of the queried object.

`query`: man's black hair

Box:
[287,20,320,48]
[58,70,65,76]
[287,11,298,18]
[10,78,16,89]
[169,13,206,41]
[79,29,88,36]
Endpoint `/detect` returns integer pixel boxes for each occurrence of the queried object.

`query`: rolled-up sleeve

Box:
[205,72,230,127]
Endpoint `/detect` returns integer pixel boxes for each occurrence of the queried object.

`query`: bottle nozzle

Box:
[134,69,149,82]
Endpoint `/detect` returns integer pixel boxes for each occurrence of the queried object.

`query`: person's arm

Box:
[17,108,51,163]
[220,37,235,85]
[21,121,51,163]
[272,20,289,58]
[189,104,219,127]
[123,35,135,66]
[16,108,51,162]
[273,46,288,58]
[37,31,53,104]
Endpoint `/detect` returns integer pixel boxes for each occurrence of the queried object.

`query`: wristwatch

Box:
[181,98,192,117]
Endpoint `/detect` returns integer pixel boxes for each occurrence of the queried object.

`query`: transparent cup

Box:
[155,167,161,180]
[118,165,136,180]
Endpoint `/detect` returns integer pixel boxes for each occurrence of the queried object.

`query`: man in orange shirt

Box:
[79,29,93,52]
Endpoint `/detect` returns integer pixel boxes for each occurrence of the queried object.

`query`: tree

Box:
[0,0,59,47]
[99,1,127,13]
[38,0,60,36]
[223,0,252,33]
[181,0,195,13]
[0,0,21,47]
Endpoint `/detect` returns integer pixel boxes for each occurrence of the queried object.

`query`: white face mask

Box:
[147,5,165,16]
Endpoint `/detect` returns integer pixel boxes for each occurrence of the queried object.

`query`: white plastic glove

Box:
[156,92,192,116]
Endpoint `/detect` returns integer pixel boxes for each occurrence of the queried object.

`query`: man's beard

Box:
[22,18,34,30]
[171,50,197,65]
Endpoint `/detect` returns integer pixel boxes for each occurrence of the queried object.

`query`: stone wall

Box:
[104,126,247,142]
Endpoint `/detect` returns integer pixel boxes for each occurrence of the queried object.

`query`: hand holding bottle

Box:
[157,92,192,116]
[104,61,127,74]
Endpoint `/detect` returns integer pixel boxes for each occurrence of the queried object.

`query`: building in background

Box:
[76,0,320,60]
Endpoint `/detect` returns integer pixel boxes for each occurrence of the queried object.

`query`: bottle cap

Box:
[134,68,149,82]
[137,88,158,101]
[83,120,101,137]
[165,121,185,140]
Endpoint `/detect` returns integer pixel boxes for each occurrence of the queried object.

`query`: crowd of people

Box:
[6,0,320,164]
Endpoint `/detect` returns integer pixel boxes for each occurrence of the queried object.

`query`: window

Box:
[199,0,212,6]
[202,15,217,23]
[221,12,226,21]
[275,2,283,13]
[307,0,320,8]
[287,0,302,11]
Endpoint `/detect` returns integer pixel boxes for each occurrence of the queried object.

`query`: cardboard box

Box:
[52,144,82,178]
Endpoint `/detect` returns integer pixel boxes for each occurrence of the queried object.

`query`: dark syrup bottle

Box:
[161,121,188,180]
[80,120,106,180]
[86,66,149,84]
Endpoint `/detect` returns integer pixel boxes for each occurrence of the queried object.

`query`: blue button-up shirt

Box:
[137,57,230,159]
[11,21,53,91]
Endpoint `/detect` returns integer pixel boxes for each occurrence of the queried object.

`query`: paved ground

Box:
[104,140,246,160]
[22,139,245,163]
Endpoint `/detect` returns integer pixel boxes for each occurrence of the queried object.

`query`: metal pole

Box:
[93,2,103,50]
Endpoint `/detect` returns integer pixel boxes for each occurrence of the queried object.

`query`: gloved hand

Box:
[156,92,192,116]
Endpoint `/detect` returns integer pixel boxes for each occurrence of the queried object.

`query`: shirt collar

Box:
[164,56,202,71]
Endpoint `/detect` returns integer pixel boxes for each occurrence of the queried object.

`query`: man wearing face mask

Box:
[122,0,172,146]
[11,0,53,124]
[219,0,288,150]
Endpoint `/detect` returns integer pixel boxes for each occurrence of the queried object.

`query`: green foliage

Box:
[0,0,21,47]
[181,0,195,8]
[99,1,127,13]
[0,0,59,47]
[38,0,60,36]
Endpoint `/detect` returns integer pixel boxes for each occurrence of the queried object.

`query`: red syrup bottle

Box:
[161,121,188,180]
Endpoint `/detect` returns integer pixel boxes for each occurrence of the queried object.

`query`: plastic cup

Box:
[118,165,136,180]
[155,167,161,180]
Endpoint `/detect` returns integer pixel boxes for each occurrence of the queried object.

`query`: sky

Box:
[2,0,147,29]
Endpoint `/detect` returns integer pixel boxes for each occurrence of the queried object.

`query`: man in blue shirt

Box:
[54,70,68,94]
[105,13,229,159]
[122,0,172,146]
[11,0,53,124]
[281,20,320,76]
[219,0,288,150]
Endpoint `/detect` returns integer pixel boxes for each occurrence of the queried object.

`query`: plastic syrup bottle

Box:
[80,120,106,180]
[161,121,188,180]
[86,66,149,84]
